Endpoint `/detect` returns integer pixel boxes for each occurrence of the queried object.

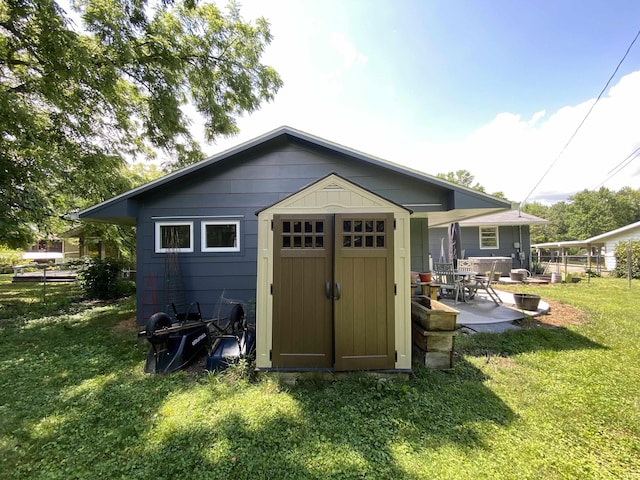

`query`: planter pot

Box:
[510,271,525,282]
[419,272,432,282]
[513,293,541,311]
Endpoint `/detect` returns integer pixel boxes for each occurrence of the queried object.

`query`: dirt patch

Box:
[517,299,589,328]
[113,316,139,334]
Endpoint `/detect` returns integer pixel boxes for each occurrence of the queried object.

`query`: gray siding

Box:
[429,225,533,271]
[410,218,431,273]
[134,142,452,323]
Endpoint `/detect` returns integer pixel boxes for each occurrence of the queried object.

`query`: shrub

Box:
[613,241,640,279]
[0,248,24,274]
[80,257,135,299]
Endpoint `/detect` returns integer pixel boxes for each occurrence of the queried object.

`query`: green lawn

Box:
[0,274,638,479]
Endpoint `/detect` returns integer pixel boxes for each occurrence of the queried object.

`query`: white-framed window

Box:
[479,226,499,249]
[155,221,194,253]
[201,220,240,252]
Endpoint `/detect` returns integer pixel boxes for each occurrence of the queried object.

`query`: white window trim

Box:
[155,221,194,253]
[201,220,241,253]
[479,226,499,250]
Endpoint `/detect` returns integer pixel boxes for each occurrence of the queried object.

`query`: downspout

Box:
[518,225,524,268]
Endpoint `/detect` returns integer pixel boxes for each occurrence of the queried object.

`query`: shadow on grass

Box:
[457,324,607,358]
[48,358,515,479]
[2,293,607,479]
[0,292,516,479]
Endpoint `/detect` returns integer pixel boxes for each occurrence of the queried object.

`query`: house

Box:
[532,220,640,273]
[429,210,549,273]
[80,127,510,372]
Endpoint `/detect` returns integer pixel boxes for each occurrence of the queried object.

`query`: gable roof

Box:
[80,126,510,225]
[256,172,412,215]
[458,209,549,227]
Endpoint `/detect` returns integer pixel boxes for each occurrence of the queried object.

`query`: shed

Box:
[80,126,511,372]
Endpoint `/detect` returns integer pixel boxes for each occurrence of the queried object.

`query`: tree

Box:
[437,169,510,200]
[437,170,477,188]
[0,0,282,248]
[521,201,551,244]
[566,188,636,239]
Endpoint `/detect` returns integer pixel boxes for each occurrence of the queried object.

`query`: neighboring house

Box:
[21,230,117,263]
[80,127,510,372]
[22,239,65,263]
[59,226,121,260]
[532,220,640,273]
[430,210,549,271]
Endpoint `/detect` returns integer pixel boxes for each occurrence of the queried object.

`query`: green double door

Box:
[272,213,395,371]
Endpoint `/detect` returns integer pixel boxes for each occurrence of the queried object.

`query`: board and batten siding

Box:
[255,174,412,371]
[135,142,449,324]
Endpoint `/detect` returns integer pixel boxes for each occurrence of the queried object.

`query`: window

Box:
[341,218,386,248]
[155,222,194,253]
[479,226,499,249]
[201,220,240,252]
[280,219,325,249]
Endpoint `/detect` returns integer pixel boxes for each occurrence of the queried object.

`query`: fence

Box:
[534,255,605,275]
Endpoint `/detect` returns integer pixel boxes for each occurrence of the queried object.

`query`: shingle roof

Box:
[458,209,549,226]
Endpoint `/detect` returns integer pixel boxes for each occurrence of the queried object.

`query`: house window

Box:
[155,222,194,253]
[201,220,240,252]
[480,226,499,249]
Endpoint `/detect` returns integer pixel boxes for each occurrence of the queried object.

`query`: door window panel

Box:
[281,219,326,249]
[341,217,387,249]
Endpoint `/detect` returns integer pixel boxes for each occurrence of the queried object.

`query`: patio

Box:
[438,289,550,334]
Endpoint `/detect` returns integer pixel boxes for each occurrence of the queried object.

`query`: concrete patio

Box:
[438,289,550,333]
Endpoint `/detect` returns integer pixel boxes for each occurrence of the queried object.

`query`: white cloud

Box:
[394,71,640,204]
[182,1,640,205]
[196,70,640,207]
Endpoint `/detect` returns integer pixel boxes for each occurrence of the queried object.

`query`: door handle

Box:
[334,282,341,300]
[325,281,332,299]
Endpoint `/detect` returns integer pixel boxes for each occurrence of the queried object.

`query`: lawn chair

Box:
[474,261,503,305]
[433,262,463,303]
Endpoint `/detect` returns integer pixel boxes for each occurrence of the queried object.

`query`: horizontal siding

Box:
[134,142,453,324]
[428,225,532,270]
[603,230,640,270]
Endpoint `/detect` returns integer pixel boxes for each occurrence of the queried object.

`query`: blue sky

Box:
[197,0,640,205]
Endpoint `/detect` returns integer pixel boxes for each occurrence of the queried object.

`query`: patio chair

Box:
[433,262,463,303]
[456,259,479,300]
[474,261,503,305]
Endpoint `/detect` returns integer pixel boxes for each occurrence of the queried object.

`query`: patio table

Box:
[453,271,478,302]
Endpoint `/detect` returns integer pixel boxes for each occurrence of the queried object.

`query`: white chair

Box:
[433,262,463,303]
[456,259,478,300]
[474,261,502,305]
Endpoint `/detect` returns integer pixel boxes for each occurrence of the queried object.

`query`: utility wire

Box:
[520,26,640,209]
[593,145,640,189]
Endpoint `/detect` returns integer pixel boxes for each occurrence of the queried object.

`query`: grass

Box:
[0,274,639,479]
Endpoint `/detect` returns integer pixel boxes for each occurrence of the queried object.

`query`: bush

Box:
[0,248,24,274]
[80,257,135,299]
[613,241,640,278]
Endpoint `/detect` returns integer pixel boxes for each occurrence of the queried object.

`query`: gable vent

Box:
[322,183,345,191]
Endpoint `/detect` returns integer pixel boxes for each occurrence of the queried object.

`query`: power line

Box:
[520,25,640,208]
[593,145,640,189]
